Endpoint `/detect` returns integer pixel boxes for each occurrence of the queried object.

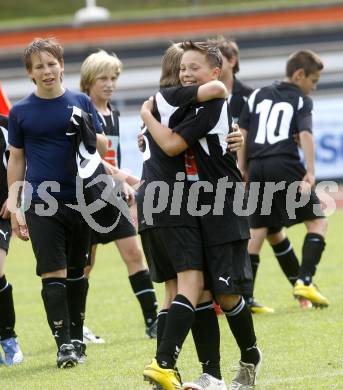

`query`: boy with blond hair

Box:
[80,50,159,342]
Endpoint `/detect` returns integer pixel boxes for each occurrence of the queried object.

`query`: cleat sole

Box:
[294,294,329,308]
[58,359,78,369]
[143,375,163,388]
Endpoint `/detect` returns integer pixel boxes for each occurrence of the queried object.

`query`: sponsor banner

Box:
[313,96,343,180]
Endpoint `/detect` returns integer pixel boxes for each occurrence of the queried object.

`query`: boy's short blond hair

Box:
[80,50,123,94]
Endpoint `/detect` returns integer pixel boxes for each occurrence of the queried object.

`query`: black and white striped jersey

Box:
[173,98,250,246]
[174,98,240,183]
[137,85,199,231]
[239,81,313,161]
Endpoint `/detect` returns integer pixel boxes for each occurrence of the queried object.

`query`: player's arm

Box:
[7,146,29,241]
[140,99,188,157]
[237,127,248,179]
[296,96,315,190]
[102,159,140,186]
[96,132,108,157]
[236,96,253,180]
[0,199,9,219]
[299,130,315,190]
[197,80,228,102]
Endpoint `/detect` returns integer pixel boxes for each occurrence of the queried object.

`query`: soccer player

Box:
[141,41,261,390]
[215,36,306,313]
[138,43,231,390]
[7,38,107,368]
[238,49,329,308]
[0,114,24,366]
[79,50,158,342]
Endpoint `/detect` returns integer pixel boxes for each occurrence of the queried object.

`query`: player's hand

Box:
[293,133,300,146]
[122,182,136,207]
[140,97,154,118]
[137,133,146,152]
[10,212,29,241]
[0,200,10,219]
[227,125,244,152]
[299,172,315,194]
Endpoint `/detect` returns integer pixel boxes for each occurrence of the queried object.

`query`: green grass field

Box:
[1,210,343,389]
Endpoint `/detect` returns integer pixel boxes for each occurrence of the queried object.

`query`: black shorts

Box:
[247,157,325,228]
[91,212,136,245]
[267,226,282,235]
[0,218,11,253]
[140,227,204,283]
[204,239,253,296]
[25,203,91,276]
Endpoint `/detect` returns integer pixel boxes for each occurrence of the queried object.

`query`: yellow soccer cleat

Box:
[248,299,275,314]
[143,358,182,390]
[293,282,329,308]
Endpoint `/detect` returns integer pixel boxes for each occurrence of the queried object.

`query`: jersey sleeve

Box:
[8,109,24,148]
[173,100,222,147]
[296,96,313,133]
[160,85,199,106]
[238,88,260,131]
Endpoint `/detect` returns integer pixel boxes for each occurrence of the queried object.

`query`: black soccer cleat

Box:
[145,319,158,339]
[71,340,87,364]
[56,343,78,369]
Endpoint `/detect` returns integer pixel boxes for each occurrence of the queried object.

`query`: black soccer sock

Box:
[156,294,195,369]
[129,270,158,328]
[222,297,259,365]
[84,277,89,310]
[82,277,89,328]
[272,238,300,286]
[298,233,326,285]
[157,309,168,350]
[0,275,16,340]
[250,254,260,286]
[41,278,70,348]
[67,269,86,341]
[192,301,221,380]
[244,254,260,303]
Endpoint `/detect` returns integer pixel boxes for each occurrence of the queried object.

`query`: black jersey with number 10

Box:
[239,82,313,161]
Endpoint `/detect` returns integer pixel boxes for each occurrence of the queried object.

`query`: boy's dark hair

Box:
[286,50,323,77]
[24,37,64,71]
[208,35,240,74]
[181,41,223,69]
